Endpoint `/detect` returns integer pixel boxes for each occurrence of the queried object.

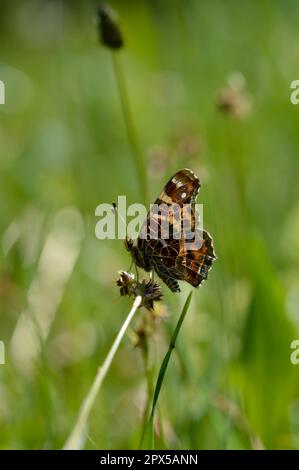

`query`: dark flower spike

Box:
[98,4,123,50]
[216,72,251,119]
[135,279,163,311]
[116,272,163,311]
[116,271,135,297]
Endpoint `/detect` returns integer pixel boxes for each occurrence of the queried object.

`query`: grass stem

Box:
[63,295,142,450]
[142,291,193,449]
[112,52,148,204]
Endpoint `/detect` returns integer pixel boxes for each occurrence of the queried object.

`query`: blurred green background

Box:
[1,0,299,450]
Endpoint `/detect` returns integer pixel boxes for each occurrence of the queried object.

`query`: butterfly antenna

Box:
[111,202,128,239]
[112,202,138,277]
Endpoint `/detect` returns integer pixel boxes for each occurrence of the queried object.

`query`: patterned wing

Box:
[175,229,216,287]
[139,168,200,240]
[155,168,200,206]
[137,169,202,292]
[144,238,182,292]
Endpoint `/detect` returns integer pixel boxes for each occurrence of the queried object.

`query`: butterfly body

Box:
[125,169,216,293]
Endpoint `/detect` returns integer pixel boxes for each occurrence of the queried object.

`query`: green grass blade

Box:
[142,291,193,449]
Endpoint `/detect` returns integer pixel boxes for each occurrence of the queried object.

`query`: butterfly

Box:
[125,169,216,292]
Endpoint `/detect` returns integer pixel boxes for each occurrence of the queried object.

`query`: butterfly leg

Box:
[133,263,139,281]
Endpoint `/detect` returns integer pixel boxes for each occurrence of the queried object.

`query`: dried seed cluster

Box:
[116,271,163,311]
[98,4,123,50]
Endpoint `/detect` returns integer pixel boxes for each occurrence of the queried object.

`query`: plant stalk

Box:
[64,295,142,450]
[112,52,148,205]
[142,291,193,449]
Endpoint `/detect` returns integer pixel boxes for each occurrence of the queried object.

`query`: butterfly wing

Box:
[155,168,200,206]
[175,229,216,287]
[137,169,204,292]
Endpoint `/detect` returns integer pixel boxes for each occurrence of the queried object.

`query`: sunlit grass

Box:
[1,0,299,450]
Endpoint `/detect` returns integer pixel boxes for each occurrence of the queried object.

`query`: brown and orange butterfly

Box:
[125,169,216,292]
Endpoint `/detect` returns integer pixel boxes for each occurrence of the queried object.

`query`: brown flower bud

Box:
[216,72,251,119]
[134,279,163,311]
[97,4,123,50]
[116,271,135,296]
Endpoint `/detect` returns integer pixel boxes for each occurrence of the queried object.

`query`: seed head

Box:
[116,272,163,311]
[116,271,135,296]
[216,72,251,119]
[97,4,123,50]
[134,279,163,311]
